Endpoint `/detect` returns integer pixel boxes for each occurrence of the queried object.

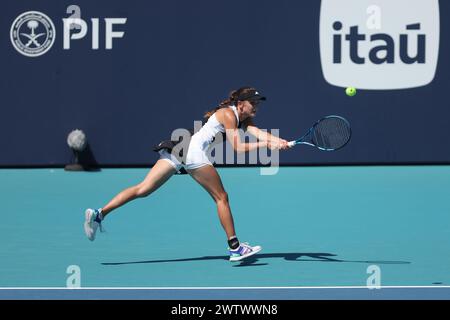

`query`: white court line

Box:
[0,286,450,290]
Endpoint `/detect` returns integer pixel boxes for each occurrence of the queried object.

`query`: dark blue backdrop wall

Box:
[1,0,449,166]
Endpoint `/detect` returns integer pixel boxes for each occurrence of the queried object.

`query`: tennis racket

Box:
[287,116,351,151]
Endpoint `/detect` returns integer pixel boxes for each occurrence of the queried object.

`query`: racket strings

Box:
[312,117,351,150]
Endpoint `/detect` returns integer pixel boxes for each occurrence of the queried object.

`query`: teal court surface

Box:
[1,166,450,299]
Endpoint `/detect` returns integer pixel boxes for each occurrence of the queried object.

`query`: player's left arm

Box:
[246,124,290,150]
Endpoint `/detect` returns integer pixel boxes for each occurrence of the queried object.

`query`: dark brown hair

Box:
[204,87,256,129]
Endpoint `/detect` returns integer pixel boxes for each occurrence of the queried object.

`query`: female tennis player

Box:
[84,87,290,262]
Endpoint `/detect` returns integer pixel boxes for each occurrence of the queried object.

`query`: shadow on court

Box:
[102,252,411,268]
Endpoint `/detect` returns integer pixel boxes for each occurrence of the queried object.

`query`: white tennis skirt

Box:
[158,145,212,172]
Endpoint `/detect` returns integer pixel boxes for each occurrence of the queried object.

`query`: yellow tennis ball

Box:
[346,87,357,97]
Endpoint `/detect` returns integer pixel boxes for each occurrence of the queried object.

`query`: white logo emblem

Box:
[10,11,56,57]
[320,0,440,90]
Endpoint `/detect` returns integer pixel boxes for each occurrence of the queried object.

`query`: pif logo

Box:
[10,11,56,57]
[320,0,440,90]
[10,8,127,57]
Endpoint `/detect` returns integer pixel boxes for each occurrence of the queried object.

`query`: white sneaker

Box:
[84,209,104,241]
[229,242,262,262]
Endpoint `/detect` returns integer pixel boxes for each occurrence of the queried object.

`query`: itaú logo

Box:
[319,0,440,90]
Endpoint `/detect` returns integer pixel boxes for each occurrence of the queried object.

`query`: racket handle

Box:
[287,141,296,148]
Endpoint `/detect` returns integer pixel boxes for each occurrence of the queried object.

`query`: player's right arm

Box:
[219,109,268,153]
[246,125,290,150]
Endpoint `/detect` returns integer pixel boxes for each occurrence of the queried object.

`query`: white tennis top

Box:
[190,106,240,151]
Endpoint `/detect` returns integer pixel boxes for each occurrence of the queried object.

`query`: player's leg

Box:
[188,165,235,238]
[187,165,261,261]
[101,160,176,217]
[84,159,177,241]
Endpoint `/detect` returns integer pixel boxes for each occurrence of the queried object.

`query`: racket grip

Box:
[287,141,296,148]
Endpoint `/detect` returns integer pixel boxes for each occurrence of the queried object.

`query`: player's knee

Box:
[136,183,153,198]
[215,191,229,204]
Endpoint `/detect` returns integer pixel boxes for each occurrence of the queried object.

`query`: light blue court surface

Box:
[1,166,450,299]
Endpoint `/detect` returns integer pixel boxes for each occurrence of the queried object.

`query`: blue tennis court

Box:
[1,166,450,299]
